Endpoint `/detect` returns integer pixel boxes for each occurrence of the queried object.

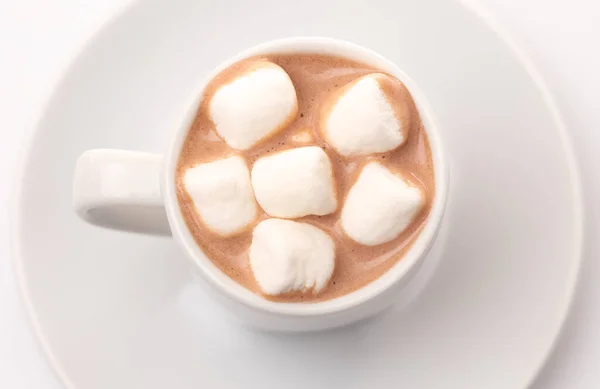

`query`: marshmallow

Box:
[290,129,314,144]
[183,156,257,236]
[341,162,424,246]
[209,62,298,150]
[322,74,405,156]
[251,146,337,218]
[249,219,335,295]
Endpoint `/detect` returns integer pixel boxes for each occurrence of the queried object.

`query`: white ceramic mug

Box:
[72,37,448,332]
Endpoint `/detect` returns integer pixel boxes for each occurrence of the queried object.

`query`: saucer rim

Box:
[463,1,584,386]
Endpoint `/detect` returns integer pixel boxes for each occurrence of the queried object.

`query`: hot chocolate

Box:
[176,53,435,302]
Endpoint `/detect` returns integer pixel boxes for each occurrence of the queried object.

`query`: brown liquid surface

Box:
[176,54,435,302]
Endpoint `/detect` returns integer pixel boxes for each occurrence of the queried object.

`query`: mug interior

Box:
[163,37,448,316]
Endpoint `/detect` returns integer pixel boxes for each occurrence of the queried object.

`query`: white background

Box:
[0,0,598,387]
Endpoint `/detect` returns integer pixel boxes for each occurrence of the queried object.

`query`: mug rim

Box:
[162,37,449,317]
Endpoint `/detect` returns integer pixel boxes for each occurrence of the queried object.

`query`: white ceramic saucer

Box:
[11,0,582,388]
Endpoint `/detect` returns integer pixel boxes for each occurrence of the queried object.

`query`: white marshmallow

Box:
[210,62,297,150]
[322,74,404,156]
[251,146,337,218]
[290,129,314,144]
[183,156,257,236]
[249,219,335,295]
[341,162,424,246]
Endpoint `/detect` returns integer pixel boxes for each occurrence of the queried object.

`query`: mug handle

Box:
[72,149,171,236]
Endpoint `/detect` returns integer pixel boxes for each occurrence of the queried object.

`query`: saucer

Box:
[11,0,582,388]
